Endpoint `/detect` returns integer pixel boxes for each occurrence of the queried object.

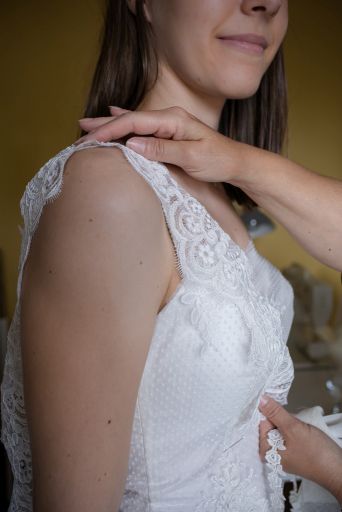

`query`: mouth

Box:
[217,33,268,55]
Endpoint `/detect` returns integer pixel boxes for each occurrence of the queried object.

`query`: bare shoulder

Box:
[58,145,164,221]
[25,144,172,319]
[19,145,173,509]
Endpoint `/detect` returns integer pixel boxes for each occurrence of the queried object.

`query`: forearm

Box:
[230,143,342,271]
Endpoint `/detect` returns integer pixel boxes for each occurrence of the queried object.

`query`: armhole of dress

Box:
[16,141,120,302]
[17,140,185,305]
[160,202,185,281]
[115,143,185,283]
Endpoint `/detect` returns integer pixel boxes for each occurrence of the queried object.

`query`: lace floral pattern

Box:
[195,451,269,511]
[265,429,287,511]
[0,140,295,511]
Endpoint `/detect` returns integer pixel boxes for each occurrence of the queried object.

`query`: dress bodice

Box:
[0,140,295,512]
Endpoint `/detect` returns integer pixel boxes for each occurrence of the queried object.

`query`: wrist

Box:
[228,141,281,201]
[325,473,342,504]
[318,450,342,504]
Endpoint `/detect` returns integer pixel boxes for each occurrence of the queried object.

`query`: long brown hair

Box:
[80,0,288,209]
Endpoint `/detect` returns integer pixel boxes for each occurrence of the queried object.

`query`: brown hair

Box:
[80,0,288,209]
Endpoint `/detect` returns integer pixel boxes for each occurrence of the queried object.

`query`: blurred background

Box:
[0,1,342,509]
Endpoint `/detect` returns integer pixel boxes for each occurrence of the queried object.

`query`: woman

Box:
[1,1,341,511]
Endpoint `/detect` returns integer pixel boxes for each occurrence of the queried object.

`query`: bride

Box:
[1,1,342,511]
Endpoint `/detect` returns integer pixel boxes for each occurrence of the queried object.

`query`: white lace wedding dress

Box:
[1,140,296,511]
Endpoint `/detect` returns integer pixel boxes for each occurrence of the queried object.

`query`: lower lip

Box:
[218,38,265,55]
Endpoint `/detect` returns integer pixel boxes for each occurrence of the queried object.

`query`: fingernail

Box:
[259,395,269,406]
[78,118,91,122]
[126,138,146,152]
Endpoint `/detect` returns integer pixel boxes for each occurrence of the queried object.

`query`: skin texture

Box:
[21,148,174,511]
[131,0,288,130]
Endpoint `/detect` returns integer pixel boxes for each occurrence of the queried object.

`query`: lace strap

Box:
[16,141,119,300]
[16,140,187,300]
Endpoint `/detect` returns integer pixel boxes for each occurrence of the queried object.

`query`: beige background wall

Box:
[1,0,341,322]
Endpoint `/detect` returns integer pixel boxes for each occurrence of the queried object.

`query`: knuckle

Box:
[152,138,165,158]
[171,106,185,116]
[170,105,188,117]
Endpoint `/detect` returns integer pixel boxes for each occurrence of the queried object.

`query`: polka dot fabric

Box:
[0,140,295,511]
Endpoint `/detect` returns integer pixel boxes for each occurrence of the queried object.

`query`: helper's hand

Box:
[76,106,248,184]
[259,395,342,503]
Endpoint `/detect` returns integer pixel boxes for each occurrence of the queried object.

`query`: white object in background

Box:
[284,406,342,511]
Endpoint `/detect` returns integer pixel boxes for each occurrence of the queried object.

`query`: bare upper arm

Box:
[20,146,171,511]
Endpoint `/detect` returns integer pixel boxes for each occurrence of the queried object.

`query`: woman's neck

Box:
[136,62,226,131]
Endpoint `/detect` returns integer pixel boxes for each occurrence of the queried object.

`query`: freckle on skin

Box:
[107,419,112,424]
[89,218,93,222]
[97,477,101,482]
[328,247,332,251]
[139,260,143,265]
[48,269,53,274]
[67,453,71,457]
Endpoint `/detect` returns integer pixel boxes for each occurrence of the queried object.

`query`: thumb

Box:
[258,394,294,433]
[126,136,190,167]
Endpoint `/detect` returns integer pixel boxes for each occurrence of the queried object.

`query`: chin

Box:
[209,70,263,100]
[217,82,262,100]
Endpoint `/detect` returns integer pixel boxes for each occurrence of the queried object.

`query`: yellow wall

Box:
[1,1,341,321]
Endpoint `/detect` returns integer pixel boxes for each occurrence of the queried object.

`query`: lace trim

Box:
[265,428,287,511]
[194,447,270,511]
[117,142,290,368]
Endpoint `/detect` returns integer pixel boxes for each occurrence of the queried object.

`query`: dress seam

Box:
[137,393,152,510]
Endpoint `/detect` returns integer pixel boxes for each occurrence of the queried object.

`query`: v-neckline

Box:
[154,160,255,259]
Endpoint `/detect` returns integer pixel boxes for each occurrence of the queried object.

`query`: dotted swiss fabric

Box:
[0,140,295,511]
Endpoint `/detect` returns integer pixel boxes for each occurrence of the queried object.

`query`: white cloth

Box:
[286,406,342,511]
[0,140,296,511]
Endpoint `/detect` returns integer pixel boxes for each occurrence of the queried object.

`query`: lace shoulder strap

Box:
[17,140,264,314]
[17,139,288,371]
[17,139,190,300]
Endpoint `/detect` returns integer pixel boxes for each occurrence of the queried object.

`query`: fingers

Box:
[109,106,131,115]
[77,106,130,134]
[75,109,175,145]
[75,106,205,146]
[78,117,116,130]
[258,395,294,432]
[126,136,197,169]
